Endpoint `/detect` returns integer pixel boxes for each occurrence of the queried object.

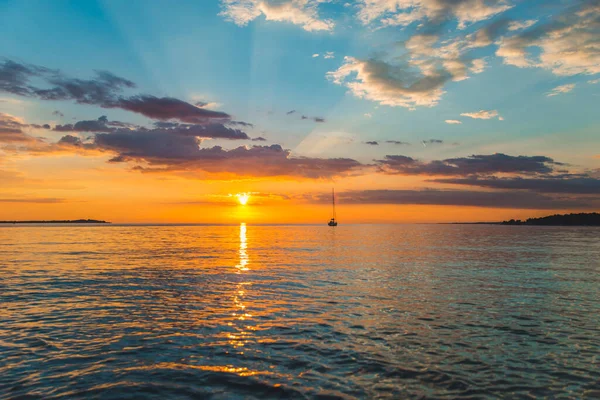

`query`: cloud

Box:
[364,113,372,118]
[445,119,462,124]
[312,54,320,58]
[589,78,600,84]
[171,192,291,206]
[324,51,335,59]
[431,175,600,194]
[421,139,443,147]
[53,116,131,132]
[376,153,562,175]
[460,109,500,120]
[0,59,231,124]
[252,136,267,141]
[0,113,45,143]
[316,189,593,209]
[0,197,65,204]
[52,117,250,140]
[357,0,513,29]
[113,95,230,124]
[385,140,410,145]
[194,100,223,110]
[300,114,326,122]
[469,58,487,74]
[496,1,600,76]
[219,0,334,31]
[508,19,537,31]
[52,110,65,118]
[365,141,379,145]
[286,110,296,114]
[327,18,508,108]
[228,120,254,128]
[41,127,362,178]
[547,83,576,97]
[328,56,449,108]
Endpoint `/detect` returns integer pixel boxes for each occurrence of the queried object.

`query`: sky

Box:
[1,0,599,223]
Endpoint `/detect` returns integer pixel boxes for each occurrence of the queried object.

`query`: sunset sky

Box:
[1,0,599,223]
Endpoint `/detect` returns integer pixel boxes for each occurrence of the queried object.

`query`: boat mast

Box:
[332,188,336,220]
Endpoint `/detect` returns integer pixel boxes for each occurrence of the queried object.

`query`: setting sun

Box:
[237,193,250,206]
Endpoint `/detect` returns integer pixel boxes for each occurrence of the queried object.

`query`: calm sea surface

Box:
[1,224,599,399]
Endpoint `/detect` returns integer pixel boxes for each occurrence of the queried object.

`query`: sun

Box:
[237,193,250,205]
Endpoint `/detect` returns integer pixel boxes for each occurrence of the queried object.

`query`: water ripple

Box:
[1,224,599,399]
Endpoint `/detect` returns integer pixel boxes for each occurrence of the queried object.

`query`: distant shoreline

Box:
[0,219,110,224]
[447,212,600,227]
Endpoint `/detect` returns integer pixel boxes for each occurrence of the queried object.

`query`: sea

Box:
[1,224,599,399]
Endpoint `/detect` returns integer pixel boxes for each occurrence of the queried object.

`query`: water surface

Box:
[1,224,599,399]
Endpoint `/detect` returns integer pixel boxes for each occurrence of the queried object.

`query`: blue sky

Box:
[1,0,599,221]
[2,0,597,162]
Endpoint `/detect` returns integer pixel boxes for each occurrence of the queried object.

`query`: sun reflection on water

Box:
[229,223,253,349]
[236,223,249,272]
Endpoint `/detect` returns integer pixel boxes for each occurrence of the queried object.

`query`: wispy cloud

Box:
[357,0,513,29]
[460,110,501,120]
[508,19,537,31]
[547,83,575,97]
[385,140,410,145]
[445,119,462,124]
[0,197,65,204]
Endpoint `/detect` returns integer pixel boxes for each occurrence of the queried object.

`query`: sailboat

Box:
[328,188,338,226]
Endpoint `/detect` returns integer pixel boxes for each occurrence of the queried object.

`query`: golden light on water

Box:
[236,193,250,205]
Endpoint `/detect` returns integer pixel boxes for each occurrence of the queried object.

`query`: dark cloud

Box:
[89,130,362,178]
[57,135,85,146]
[431,176,600,195]
[0,113,37,142]
[0,59,50,96]
[229,120,254,127]
[286,110,296,115]
[52,110,65,118]
[377,153,562,176]
[386,140,411,145]
[300,114,325,123]
[112,95,229,124]
[153,121,179,129]
[55,117,249,140]
[252,137,267,141]
[0,59,231,124]
[365,141,379,145]
[317,189,595,210]
[34,70,135,104]
[54,116,118,132]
